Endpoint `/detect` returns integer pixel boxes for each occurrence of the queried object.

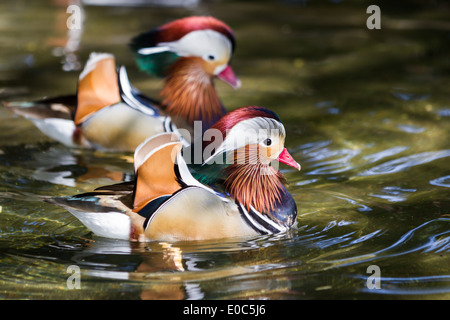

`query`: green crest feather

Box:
[134,51,178,77]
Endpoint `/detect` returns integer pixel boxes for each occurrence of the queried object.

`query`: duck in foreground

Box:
[49,107,300,241]
[4,16,239,152]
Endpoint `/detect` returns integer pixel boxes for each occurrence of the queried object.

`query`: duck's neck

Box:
[223,156,287,215]
[160,57,225,130]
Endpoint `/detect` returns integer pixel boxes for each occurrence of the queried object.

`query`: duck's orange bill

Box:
[278,148,301,170]
[217,65,241,89]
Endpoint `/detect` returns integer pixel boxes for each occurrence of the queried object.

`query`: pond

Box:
[0,0,449,300]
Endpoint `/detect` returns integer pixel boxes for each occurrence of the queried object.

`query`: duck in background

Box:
[4,16,240,152]
[48,106,300,241]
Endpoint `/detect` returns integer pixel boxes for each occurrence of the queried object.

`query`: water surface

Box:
[0,0,449,299]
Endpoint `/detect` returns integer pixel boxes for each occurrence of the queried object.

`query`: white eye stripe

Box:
[203,117,286,164]
[137,46,171,55]
[158,30,232,63]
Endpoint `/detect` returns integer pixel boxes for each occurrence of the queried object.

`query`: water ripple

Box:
[322,218,450,268]
[429,175,450,188]
[358,275,450,296]
[297,140,361,175]
[436,108,450,117]
[391,90,430,101]
[359,150,450,176]
[304,148,360,175]
[369,186,416,202]
[347,229,384,245]
[396,124,425,134]
[363,146,409,164]
[334,195,372,212]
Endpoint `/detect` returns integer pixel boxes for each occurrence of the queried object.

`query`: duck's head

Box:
[202,106,300,214]
[130,16,240,89]
[204,106,300,170]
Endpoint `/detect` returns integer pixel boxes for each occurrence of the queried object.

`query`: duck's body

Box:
[4,16,239,152]
[50,107,300,241]
[6,53,167,151]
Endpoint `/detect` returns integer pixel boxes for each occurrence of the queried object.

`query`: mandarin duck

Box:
[4,16,239,152]
[49,107,300,241]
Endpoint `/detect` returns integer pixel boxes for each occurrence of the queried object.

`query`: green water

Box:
[0,0,449,300]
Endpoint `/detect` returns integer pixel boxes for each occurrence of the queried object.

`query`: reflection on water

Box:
[0,0,449,299]
[369,186,416,203]
[359,150,450,177]
[319,218,450,267]
[363,146,410,164]
[430,175,450,188]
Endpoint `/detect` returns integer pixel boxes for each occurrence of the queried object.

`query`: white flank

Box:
[30,117,78,148]
[68,209,131,240]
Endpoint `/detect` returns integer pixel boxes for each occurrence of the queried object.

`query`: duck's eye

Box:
[207,54,216,61]
[263,138,272,146]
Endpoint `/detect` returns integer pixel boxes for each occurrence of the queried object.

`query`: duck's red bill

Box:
[278,148,301,170]
[217,65,241,89]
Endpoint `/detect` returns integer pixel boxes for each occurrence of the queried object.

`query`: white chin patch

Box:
[214,64,227,76]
